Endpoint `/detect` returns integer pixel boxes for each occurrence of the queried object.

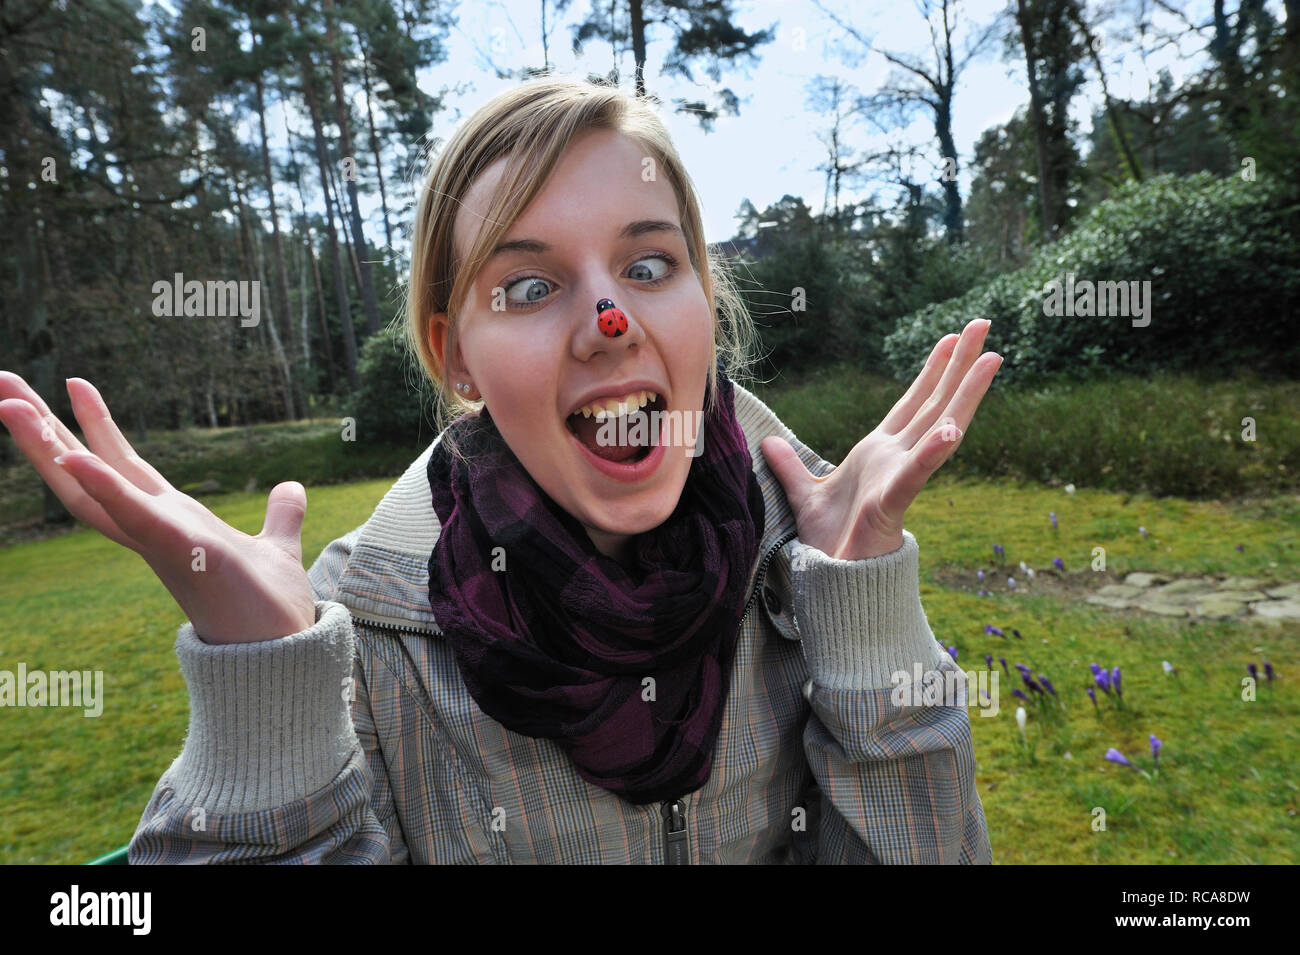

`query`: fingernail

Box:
[54,453,67,465]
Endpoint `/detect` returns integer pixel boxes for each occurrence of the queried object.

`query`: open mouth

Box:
[565,392,666,464]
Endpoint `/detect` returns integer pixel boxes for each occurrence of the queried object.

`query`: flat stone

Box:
[1194,597,1248,618]
[1212,590,1270,602]
[1251,600,1300,620]
[1218,576,1264,590]
[1136,592,1200,608]
[1143,602,1190,617]
[1097,584,1144,598]
[1086,596,1135,609]
[1124,573,1170,588]
[1151,578,1216,596]
[1264,582,1300,599]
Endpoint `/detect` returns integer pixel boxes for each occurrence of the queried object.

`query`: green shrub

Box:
[883,173,1300,384]
[344,324,436,445]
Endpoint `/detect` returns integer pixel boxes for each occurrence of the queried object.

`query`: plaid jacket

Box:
[129,383,991,864]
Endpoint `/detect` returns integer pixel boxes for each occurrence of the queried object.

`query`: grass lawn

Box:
[1,366,1297,863]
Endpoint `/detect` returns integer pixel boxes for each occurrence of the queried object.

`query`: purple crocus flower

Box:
[1139,526,1148,537]
[1012,689,1028,702]
[1095,670,1112,694]
[1112,666,1122,697]
[1087,686,1097,707]
[978,588,988,596]
[1104,748,1131,768]
[947,646,958,661]
[985,624,1004,636]
[1236,544,1244,552]
[993,544,1004,561]
[1015,663,1032,675]
[1149,734,1162,764]
[1248,662,1258,681]
[985,654,993,670]
[1012,628,1022,639]
[999,657,1008,675]
[1050,511,1057,528]
[1040,676,1057,697]
[1008,577,1016,590]
[1023,676,1043,694]
[1053,557,1065,571]
[977,569,984,581]
[1264,661,1275,682]
[1089,662,1101,676]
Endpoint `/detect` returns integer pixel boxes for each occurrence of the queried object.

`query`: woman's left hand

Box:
[761,317,1001,561]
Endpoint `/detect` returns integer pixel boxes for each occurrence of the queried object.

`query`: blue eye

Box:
[503,277,552,306]
[500,252,679,310]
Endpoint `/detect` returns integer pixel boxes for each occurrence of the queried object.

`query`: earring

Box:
[456,382,471,394]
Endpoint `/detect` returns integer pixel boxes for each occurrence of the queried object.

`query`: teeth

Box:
[577,390,657,420]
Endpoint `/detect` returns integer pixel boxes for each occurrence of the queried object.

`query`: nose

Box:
[572,294,645,361]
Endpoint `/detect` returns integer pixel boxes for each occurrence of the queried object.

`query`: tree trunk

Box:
[629,0,647,97]
[285,0,361,390]
[323,0,382,337]
[307,232,339,392]
[359,38,394,254]
[234,179,297,420]
[1015,0,1059,238]
[252,41,297,394]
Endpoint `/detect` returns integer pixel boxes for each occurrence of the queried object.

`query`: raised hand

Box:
[0,373,317,644]
[761,318,1001,561]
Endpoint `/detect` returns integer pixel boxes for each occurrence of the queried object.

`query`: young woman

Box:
[0,77,1000,864]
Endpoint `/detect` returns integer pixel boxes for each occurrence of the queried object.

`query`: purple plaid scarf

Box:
[426,362,765,805]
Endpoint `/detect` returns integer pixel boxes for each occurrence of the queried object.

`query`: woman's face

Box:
[431,129,715,564]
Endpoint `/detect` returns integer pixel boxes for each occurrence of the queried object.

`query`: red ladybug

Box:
[596,298,628,337]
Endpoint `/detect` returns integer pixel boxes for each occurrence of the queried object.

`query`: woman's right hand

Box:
[0,373,317,644]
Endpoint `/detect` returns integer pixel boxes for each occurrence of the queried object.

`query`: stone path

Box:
[1085,574,1300,620]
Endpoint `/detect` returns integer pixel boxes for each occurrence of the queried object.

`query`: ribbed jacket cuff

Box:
[164,600,358,814]
[789,530,947,690]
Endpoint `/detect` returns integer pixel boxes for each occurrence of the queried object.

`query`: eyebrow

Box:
[486,219,684,262]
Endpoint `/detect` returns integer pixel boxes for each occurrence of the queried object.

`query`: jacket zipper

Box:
[661,799,689,864]
[656,528,796,865]
[740,529,799,626]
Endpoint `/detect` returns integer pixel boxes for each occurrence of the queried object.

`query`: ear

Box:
[428,312,465,380]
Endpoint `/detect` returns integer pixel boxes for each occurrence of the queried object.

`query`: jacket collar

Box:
[335,380,834,633]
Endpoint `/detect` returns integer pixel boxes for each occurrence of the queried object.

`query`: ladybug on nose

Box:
[596,298,629,337]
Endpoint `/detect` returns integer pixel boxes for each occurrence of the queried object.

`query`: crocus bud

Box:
[1104,748,1131,768]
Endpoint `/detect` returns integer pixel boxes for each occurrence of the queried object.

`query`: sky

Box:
[133,0,1249,248]
[403,0,1223,244]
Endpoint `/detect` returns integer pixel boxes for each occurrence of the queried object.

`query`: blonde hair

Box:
[403,75,760,463]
